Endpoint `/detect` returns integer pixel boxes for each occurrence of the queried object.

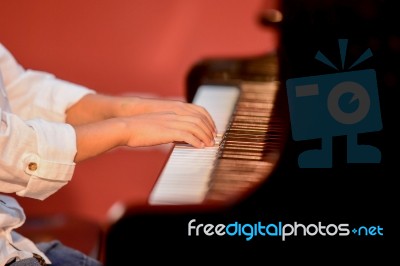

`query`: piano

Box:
[148,57,287,207]
[104,0,390,263]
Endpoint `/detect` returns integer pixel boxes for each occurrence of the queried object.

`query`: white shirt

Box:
[0,43,95,265]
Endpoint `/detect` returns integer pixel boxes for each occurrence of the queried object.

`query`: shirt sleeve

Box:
[0,43,95,200]
[0,43,96,122]
[0,109,78,200]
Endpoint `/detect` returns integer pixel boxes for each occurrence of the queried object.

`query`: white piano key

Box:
[149,85,240,205]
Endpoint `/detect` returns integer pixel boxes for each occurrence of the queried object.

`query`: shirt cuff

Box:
[16,119,77,200]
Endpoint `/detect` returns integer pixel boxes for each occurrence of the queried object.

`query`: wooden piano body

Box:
[103,0,390,263]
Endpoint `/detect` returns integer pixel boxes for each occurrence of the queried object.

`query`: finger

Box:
[171,129,205,148]
[167,120,214,147]
[165,101,216,134]
[189,105,217,131]
[181,112,215,139]
[174,115,215,145]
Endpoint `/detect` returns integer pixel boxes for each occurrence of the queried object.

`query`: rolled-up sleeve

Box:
[1,111,77,200]
[0,43,95,200]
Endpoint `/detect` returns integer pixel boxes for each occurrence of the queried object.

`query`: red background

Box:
[0,0,279,226]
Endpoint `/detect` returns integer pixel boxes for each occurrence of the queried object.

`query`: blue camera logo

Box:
[286,39,382,168]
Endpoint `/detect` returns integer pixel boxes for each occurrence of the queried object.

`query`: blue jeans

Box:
[8,240,102,266]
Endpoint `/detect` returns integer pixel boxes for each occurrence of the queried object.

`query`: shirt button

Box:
[28,162,38,171]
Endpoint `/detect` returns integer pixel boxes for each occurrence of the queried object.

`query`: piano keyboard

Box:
[149,82,280,205]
